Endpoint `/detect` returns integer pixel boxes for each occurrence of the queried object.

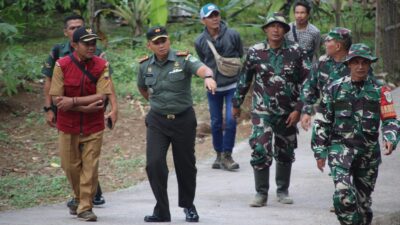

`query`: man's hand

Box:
[384,141,394,155]
[55,96,74,111]
[286,110,300,128]
[105,109,118,129]
[300,114,312,131]
[82,100,104,113]
[46,110,56,127]
[205,78,217,95]
[232,107,241,119]
[317,158,326,172]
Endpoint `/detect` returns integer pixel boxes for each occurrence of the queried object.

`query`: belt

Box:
[151,107,191,120]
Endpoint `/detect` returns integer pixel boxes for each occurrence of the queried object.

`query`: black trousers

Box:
[145,107,197,219]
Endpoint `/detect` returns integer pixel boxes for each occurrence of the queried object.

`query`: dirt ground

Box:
[0,82,251,210]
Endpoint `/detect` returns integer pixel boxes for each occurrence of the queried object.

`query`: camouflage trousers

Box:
[248,114,297,170]
[328,144,380,225]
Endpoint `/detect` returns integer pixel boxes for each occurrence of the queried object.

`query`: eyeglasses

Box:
[152,38,167,45]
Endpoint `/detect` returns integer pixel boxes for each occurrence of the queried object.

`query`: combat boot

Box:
[212,152,222,169]
[249,193,268,207]
[221,152,239,170]
[276,162,293,204]
[250,167,269,207]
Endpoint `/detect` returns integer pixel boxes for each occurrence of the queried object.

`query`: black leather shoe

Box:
[144,214,171,222]
[92,196,105,205]
[184,206,199,222]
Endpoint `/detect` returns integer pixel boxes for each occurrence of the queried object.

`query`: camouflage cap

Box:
[261,12,290,33]
[345,43,378,63]
[325,27,351,41]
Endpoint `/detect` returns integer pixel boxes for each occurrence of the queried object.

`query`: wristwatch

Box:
[43,106,52,112]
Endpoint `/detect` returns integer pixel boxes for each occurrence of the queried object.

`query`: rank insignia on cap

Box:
[155,28,160,33]
[86,28,93,34]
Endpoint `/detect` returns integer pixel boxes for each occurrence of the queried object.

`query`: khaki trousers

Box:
[59,130,103,214]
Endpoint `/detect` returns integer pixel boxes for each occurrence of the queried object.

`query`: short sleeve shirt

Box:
[137,49,203,115]
[50,63,112,96]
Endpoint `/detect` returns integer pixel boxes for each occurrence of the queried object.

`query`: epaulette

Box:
[138,55,149,63]
[176,50,189,57]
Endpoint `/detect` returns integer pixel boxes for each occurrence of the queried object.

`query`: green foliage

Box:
[0,44,43,96]
[0,175,70,209]
[149,0,168,26]
[0,23,19,43]
[0,130,9,143]
[96,0,151,37]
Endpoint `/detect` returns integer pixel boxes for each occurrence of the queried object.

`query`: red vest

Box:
[56,52,107,134]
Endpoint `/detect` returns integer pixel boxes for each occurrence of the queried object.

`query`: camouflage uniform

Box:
[233,13,310,203]
[301,27,351,115]
[311,43,399,225]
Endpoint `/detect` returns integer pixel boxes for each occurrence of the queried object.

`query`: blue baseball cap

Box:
[200,3,220,19]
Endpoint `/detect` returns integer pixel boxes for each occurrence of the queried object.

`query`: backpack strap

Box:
[68,53,98,84]
[292,24,299,43]
[206,39,221,59]
[52,44,60,61]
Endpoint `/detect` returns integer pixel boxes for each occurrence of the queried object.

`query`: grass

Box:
[0,175,70,209]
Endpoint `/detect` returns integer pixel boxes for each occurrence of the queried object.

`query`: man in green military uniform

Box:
[137,26,216,223]
[311,43,399,225]
[232,13,310,207]
[41,14,114,206]
[300,27,352,130]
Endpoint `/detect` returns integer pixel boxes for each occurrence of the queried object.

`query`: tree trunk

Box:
[375,0,400,83]
[334,0,341,26]
[87,0,95,29]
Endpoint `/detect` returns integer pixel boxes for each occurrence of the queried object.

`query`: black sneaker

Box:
[184,205,199,222]
[92,196,105,205]
[66,198,78,215]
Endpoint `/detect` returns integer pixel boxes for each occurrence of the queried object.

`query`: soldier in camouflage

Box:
[311,43,399,225]
[300,27,352,130]
[232,12,310,207]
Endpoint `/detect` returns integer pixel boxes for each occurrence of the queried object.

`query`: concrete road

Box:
[1,89,400,225]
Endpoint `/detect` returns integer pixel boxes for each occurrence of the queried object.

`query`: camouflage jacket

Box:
[300,54,348,115]
[311,75,399,161]
[233,39,310,116]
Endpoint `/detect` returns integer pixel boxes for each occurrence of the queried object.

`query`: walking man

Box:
[232,13,310,207]
[49,27,112,221]
[311,43,399,225]
[137,26,216,222]
[285,0,321,61]
[300,27,352,130]
[42,14,116,206]
[195,3,243,170]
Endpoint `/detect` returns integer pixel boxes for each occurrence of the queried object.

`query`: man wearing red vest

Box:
[49,26,112,221]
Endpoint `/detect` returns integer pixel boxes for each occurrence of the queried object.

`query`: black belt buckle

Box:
[166,114,175,120]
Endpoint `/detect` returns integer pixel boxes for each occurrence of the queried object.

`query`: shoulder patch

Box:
[139,55,149,63]
[176,50,189,57]
[380,86,397,119]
